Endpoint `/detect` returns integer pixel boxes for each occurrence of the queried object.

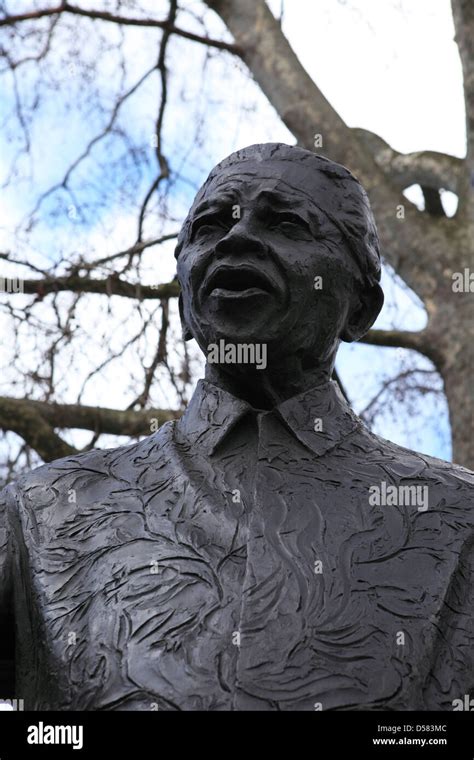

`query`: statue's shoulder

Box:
[363,427,474,502]
[5,421,175,517]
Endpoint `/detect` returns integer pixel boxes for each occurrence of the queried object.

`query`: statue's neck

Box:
[204,360,333,410]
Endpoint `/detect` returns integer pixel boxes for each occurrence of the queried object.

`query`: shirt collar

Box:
[178,377,361,458]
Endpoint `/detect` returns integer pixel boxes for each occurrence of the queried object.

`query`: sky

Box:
[0,0,465,464]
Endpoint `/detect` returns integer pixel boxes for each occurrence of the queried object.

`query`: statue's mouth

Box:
[202,264,278,300]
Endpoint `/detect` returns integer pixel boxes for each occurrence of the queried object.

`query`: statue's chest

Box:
[21,485,455,711]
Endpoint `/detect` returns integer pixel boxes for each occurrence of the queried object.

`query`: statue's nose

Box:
[215,221,266,259]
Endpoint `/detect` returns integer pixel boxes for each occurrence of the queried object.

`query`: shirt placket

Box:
[233,411,321,710]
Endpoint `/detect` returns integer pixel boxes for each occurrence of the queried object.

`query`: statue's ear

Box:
[178,293,193,341]
[340,283,384,342]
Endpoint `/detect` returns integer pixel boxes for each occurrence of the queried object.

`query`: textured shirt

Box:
[1,379,473,710]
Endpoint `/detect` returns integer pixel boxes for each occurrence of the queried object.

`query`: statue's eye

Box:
[191,214,229,240]
[268,212,311,235]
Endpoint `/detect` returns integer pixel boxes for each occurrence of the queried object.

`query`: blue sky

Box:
[0,0,464,462]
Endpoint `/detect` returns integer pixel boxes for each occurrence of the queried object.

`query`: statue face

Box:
[177,161,365,369]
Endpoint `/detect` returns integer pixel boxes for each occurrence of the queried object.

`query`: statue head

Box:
[175,142,383,376]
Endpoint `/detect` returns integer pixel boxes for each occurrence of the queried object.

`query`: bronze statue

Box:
[1,143,473,710]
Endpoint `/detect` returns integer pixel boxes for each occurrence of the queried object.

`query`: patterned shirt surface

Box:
[1,379,473,710]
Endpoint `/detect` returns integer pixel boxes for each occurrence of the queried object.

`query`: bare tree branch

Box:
[28,60,160,220]
[136,0,176,242]
[358,368,441,426]
[352,128,463,196]
[128,300,170,410]
[0,397,180,462]
[5,275,180,300]
[71,234,178,273]
[0,3,241,54]
[421,186,446,217]
[0,399,77,461]
[359,329,443,369]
